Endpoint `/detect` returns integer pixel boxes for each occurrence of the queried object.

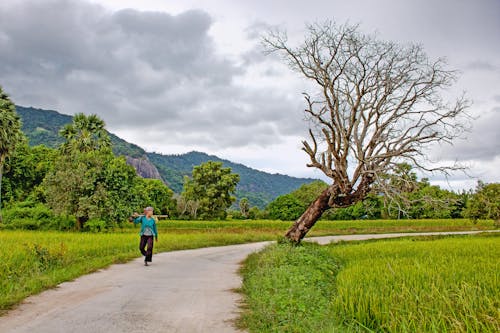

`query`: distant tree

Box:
[2,144,57,203]
[405,179,461,219]
[264,22,470,242]
[465,181,500,226]
[292,181,329,206]
[60,113,110,153]
[43,114,138,229]
[135,178,175,215]
[239,197,250,218]
[248,206,265,219]
[175,195,188,218]
[267,194,306,221]
[186,199,200,219]
[0,87,25,220]
[182,161,240,219]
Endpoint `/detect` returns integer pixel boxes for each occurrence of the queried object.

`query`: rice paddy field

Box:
[239,232,500,332]
[0,218,497,321]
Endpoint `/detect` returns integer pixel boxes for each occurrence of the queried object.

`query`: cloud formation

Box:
[0,0,304,151]
[0,0,499,189]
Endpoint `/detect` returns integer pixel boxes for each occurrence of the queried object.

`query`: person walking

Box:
[130,207,158,266]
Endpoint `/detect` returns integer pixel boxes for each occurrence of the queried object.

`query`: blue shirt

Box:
[134,216,158,237]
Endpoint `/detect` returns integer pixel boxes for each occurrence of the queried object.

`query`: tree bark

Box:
[76,216,88,230]
[285,187,332,243]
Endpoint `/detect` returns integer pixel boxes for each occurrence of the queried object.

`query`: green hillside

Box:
[16,106,146,158]
[17,105,317,208]
[148,151,316,208]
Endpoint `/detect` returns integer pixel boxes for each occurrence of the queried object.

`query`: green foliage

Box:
[0,88,24,165]
[266,181,329,220]
[239,197,250,218]
[182,161,240,219]
[134,178,175,215]
[0,87,25,219]
[1,144,57,203]
[466,181,500,226]
[43,151,140,228]
[239,243,342,332]
[1,201,74,230]
[108,132,145,158]
[148,151,315,208]
[267,194,306,220]
[239,234,500,332]
[291,180,328,205]
[42,114,143,228]
[17,106,317,209]
[16,106,72,147]
[16,105,146,157]
[59,113,111,153]
[83,219,109,233]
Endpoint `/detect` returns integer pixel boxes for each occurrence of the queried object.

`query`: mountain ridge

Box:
[16,105,317,208]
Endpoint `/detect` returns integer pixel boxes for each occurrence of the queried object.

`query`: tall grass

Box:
[153,218,495,236]
[329,234,500,332]
[0,229,272,313]
[239,233,500,332]
[0,218,496,316]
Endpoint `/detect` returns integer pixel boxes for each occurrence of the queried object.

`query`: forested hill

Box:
[17,105,317,208]
[148,151,316,208]
[16,106,146,158]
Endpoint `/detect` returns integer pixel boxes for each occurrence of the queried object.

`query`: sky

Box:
[0,0,499,191]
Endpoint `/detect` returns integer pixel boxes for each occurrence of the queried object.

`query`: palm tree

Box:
[56,113,111,229]
[0,86,24,221]
[60,113,111,153]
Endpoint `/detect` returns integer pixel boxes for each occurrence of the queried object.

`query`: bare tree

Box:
[263,22,470,243]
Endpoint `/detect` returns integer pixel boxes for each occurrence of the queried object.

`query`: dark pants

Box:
[139,235,154,262]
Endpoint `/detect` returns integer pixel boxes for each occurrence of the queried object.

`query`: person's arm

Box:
[153,220,158,241]
[133,215,143,225]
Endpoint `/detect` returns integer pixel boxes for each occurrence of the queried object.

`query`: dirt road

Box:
[0,230,494,333]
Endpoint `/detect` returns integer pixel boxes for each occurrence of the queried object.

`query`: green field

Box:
[239,233,500,332]
[0,226,271,313]
[0,218,496,315]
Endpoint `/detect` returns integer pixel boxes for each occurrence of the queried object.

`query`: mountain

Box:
[148,151,315,208]
[16,106,146,158]
[16,105,317,208]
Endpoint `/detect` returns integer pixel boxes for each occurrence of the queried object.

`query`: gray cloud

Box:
[1,0,499,188]
[438,106,500,161]
[0,0,303,150]
[465,60,498,72]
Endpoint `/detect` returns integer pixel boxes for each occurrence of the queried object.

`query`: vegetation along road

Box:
[0,230,496,333]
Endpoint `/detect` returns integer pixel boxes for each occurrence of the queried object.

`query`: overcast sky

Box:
[0,0,498,190]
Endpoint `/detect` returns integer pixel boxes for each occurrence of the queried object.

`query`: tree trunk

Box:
[76,216,88,230]
[285,187,332,243]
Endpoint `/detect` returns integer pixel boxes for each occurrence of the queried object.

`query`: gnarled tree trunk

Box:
[285,187,331,242]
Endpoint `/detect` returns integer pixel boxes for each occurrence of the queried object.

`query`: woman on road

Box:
[130,207,158,266]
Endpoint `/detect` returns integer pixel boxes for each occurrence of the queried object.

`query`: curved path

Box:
[0,230,495,333]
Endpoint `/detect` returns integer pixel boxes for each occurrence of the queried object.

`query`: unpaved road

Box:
[0,230,495,333]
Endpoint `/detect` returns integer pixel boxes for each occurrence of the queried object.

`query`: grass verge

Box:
[238,233,500,332]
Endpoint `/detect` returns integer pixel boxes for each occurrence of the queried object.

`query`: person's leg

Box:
[139,235,148,257]
[145,236,154,262]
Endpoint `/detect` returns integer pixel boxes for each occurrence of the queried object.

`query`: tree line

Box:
[1,86,243,229]
[262,179,499,224]
[1,85,498,231]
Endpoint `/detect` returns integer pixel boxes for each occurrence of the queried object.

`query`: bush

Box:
[83,219,109,233]
[1,201,74,230]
